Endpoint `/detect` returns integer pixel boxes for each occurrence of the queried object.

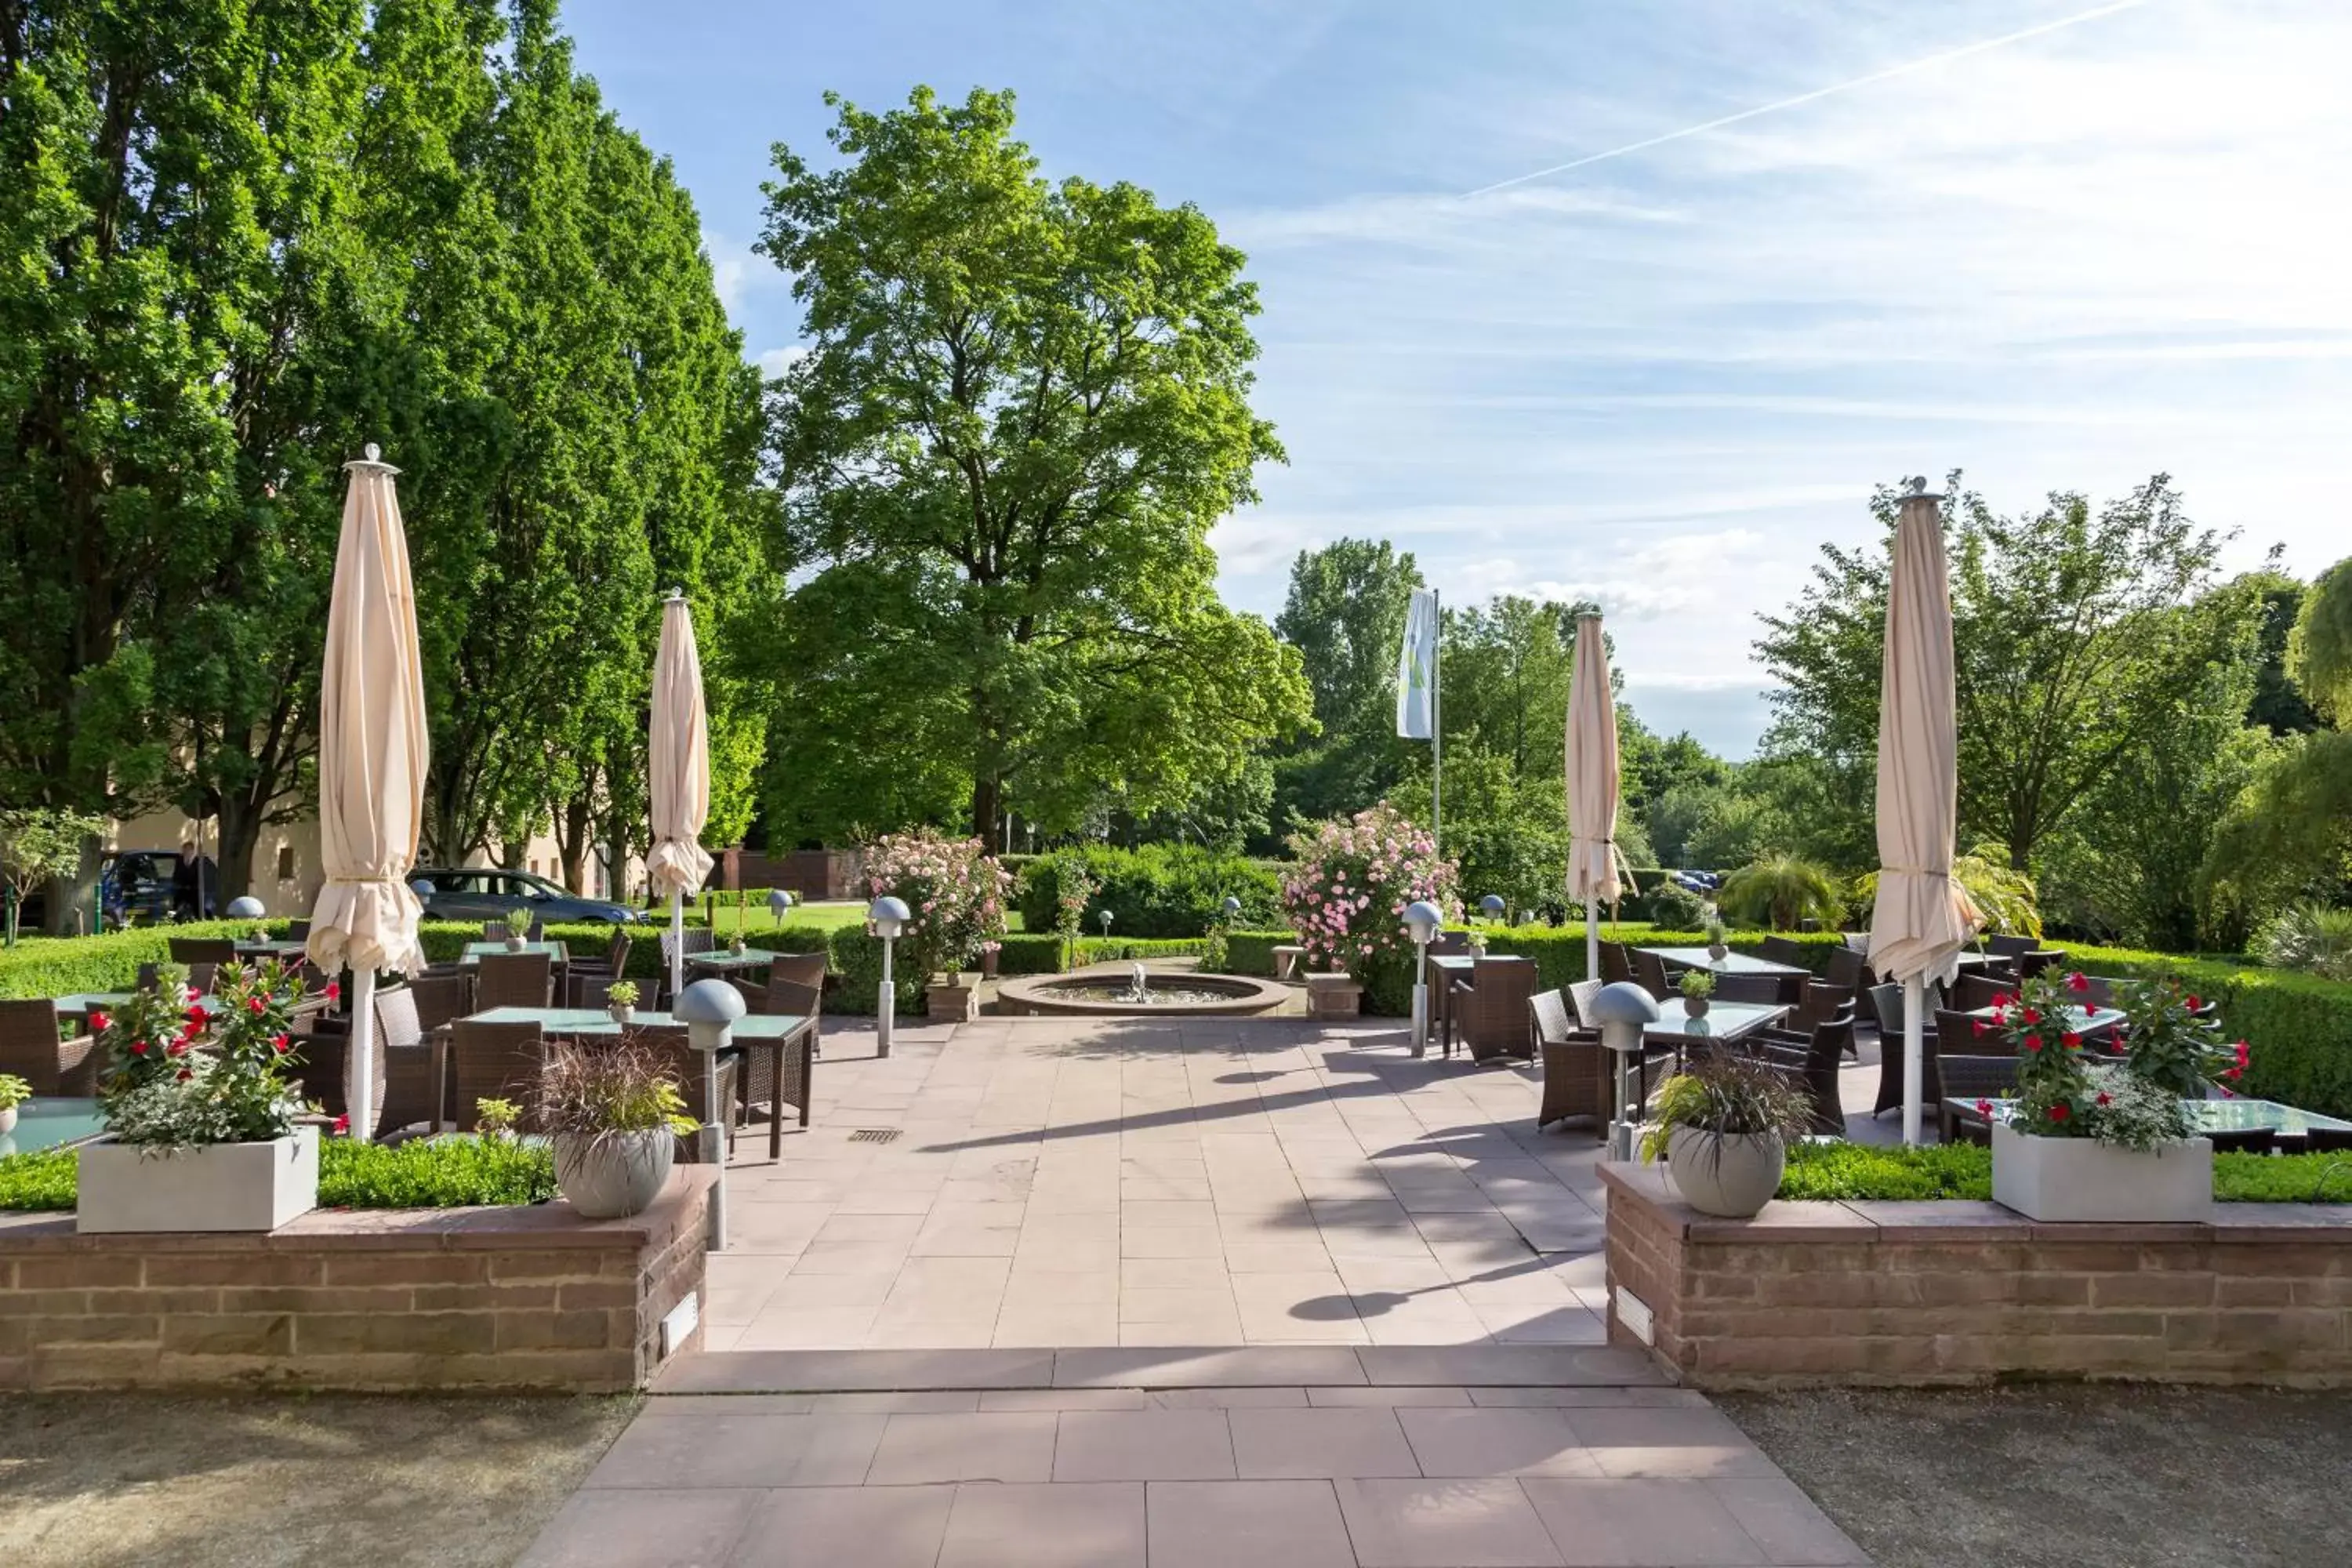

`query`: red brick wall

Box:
[1602,1162,2352,1388]
[0,1170,713,1392]
[711,848,862,901]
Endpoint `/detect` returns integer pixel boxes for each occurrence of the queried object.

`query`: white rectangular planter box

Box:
[77,1127,320,1234]
[1991,1122,2212,1222]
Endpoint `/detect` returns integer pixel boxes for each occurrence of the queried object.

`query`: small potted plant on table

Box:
[77,960,320,1232]
[1678,967,1715,1019]
[604,979,640,1025]
[504,905,532,952]
[1987,971,2233,1221]
[1641,1046,1812,1218]
[0,1072,30,1137]
[536,1039,699,1220]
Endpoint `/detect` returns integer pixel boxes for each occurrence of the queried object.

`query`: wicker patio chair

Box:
[2017,948,2069,978]
[771,950,827,989]
[2205,1127,2278,1155]
[369,985,438,1135]
[564,929,634,1004]
[1824,946,1871,991]
[1449,956,1537,1063]
[1598,941,1633,986]
[1755,935,1808,967]
[1952,972,2020,1012]
[448,1018,546,1131]
[655,927,716,1004]
[285,1014,386,1133]
[737,977,818,1131]
[619,1023,739,1159]
[1566,978,1602,1029]
[1984,932,2037,958]
[285,920,310,942]
[406,971,473,1035]
[1869,983,1943,1116]
[475,950,552,1010]
[168,937,238,967]
[1632,947,1673,1004]
[0,999,98,1097]
[1533,988,1609,1136]
[1795,980,1856,1037]
[1749,1025,1847,1136]
[2300,1127,2352,1153]
[1842,932,1872,953]
[1707,971,1786,1007]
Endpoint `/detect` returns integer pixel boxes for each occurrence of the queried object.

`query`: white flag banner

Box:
[1396,588,1438,739]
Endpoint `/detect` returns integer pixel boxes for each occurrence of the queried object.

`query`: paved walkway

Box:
[521,1016,1875,1566]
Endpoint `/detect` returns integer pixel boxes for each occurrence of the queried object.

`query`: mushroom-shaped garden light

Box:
[1402,899,1444,1056]
[1589,982,1664,1160]
[869,895,910,1057]
[672,978,746,1247]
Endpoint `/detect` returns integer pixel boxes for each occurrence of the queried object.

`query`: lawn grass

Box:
[677,895,1025,937]
[0,1135,554,1212]
[1775,1141,2352,1203]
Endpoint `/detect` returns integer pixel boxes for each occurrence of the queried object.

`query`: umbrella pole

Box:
[670,889,684,1004]
[1902,975,1925,1146]
[1584,896,1599,983]
[347,967,378,1145]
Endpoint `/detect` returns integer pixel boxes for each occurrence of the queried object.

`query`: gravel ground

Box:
[0,1392,635,1568]
[1719,1385,2352,1568]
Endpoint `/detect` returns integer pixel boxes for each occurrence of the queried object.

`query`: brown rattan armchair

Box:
[564,929,634,1005]
[1952,972,2020,1012]
[2016,948,2069,978]
[1449,956,1536,1062]
[1632,947,1672,1004]
[1706,971,1787,1007]
[447,1018,546,1131]
[1533,988,1608,1137]
[743,976,819,1132]
[406,971,473,1034]
[1598,940,1633,986]
[1869,982,1943,1116]
[168,937,238,967]
[1755,935,1808,967]
[0,1000,98,1096]
[1795,980,1857,1036]
[619,1023,739,1160]
[475,950,552,1010]
[1750,1018,1849,1136]
[1824,946,1871,991]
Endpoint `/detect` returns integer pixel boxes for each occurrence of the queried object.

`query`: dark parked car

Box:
[411,867,640,926]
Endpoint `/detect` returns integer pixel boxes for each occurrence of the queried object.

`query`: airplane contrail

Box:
[1462,0,2151,198]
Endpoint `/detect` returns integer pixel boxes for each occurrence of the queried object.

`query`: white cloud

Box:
[753,344,809,379]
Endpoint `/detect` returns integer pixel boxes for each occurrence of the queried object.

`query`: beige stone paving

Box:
[699,1015,1612,1352]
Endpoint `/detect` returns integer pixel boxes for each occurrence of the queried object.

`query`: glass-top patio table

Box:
[1963,1002,2125,1036]
[233,938,311,960]
[1638,947,1811,978]
[685,947,786,975]
[1643,1000,1791,1049]
[457,941,568,967]
[0,1097,105,1156]
[443,1006,815,1156]
[1945,1095,2352,1145]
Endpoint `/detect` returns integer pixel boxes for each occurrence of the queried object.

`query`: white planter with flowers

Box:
[74,959,321,1234]
[1984,969,2238,1225]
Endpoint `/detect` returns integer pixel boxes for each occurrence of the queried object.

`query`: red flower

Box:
[184,1005,207,1026]
[2067,971,2089,993]
[2063,1032,2082,1050]
[1973,1019,1989,1037]
[332,1113,350,1135]
[129,1039,150,1056]
[2048,1102,2072,1123]
[1975,1098,1993,1116]
[165,1040,187,1058]
[2223,1066,2243,1080]
[246,996,266,1014]
[89,1010,110,1033]
[175,1068,193,1081]
[2234,1040,2251,1064]
[2096,1091,2112,1106]
[2186,995,2201,1011]
[2024,1034,2044,1052]
[2022,1007,2042,1025]
[323,981,340,1002]
[271,1033,290,1054]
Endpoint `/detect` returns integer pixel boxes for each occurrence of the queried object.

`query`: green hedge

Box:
[1223,931,1297,978]
[1775,1142,2352,1204]
[0,1135,554,1212]
[1011,845,1282,938]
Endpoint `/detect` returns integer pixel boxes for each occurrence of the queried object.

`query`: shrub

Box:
[1013,844,1281,938]
[1223,930,1296,978]
[1777,1141,1993,1201]
[1622,881,1705,930]
[2256,902,2352,982]
[1281,805,1457,1000]
[1853,844,2042,938]
[1717,854,1843,931]
[94,960,317,1148]
[862,829,1011,978]
[0,1136,557,1212]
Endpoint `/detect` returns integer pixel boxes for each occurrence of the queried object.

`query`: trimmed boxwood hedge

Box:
[1011,845,1283,938]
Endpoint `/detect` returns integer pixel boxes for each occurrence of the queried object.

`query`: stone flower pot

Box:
[1664,1126,1784,1218]
[1705,941,1730,963]
[1991,1122,2212,1221]
[1682,995,1710,1020]
[504,934,528,952]
[927,971,981,1022]
[607,1004,634,1025]
[78,1126,320,1233]
[554,1128,674,1220]
[0,1105,16,1138]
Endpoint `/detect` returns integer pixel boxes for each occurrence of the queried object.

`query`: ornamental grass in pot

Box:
[535,1040,697,1220]
[1640,1045,1813,1218]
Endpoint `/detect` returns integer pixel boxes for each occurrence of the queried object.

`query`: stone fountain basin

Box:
[996,968,1289,1018]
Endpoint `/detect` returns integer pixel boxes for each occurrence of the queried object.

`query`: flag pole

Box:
[1431,589,1442,855]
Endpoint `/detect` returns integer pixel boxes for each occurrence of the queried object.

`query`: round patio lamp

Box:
[1590,981,1664,1162]
[226,895,266,920]
[1098,909,1113,937]
[1221,896,1243,920]
[767,888,793,922]
[1479,894,1506,924]
[1403,899,1443,1058]
[409,878,434,899]
[672,978,746,1250]
[869,895,910,1058]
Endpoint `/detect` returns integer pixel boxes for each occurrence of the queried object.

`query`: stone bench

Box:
[1305,972,1363,1019]
[1272,944,1308,981]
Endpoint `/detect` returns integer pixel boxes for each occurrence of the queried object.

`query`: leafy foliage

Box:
[0,808,104,943]
[1777,1142,1994,1201]
[1994,971,2235,1149]
[95,960,314,1148]
[2256,903,2352,982]
[1280,804,1456,982]
[1012,845,1276,939]
[756,86,1307,844]
[534,1040,698,1141]
[1717,855,1843,931]
[863,829,1011,978]
[1639,1047,1813,1161]
[316,1136,556,1207]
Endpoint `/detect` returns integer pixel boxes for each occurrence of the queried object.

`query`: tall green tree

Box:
[757,87,1306,844]
[1269,538,1421,837]
[1756,474,2255,873]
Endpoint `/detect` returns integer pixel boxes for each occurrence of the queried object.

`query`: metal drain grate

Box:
[847,1128,902,1145]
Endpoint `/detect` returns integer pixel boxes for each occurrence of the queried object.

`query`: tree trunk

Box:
[971,775,1002,846]
[216,793,262,902]
[46,834,104,935]
[555,788,595,893]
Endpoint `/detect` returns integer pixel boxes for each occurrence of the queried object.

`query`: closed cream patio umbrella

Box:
[1565,612,1627,982]
[648,593,713,1001]
[1867,482,1983,1145]
[305,445,429,1143]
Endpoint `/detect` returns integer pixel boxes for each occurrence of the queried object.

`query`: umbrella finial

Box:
[666,586,686,602]
[365,442,381,463]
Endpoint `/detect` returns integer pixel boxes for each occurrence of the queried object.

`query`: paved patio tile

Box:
[1052,1409,1237,1480]
[726,1484,956,1567]
[863,1411,1058,1484]
[1562,1408,1786,1479]
[1146,1479,1359,1568]
[1229,1406,1421,1479]
[1333,1476,1566,1566]
[936,1482,1145,1568]
[584,1414,887,1489]
[1396,1407,1603,1479]
[517,1487,757,1568]
[1521,1478,1767,1566]
[1707,1477,1874,1564]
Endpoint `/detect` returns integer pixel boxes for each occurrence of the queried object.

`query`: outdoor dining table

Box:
[1609,1000,1793,1116]
[0,1096,105,1156]
[1944,1094,2352,1149]
[1638,946,1811,979]
[1429,953,1476,1052]
[233,938,310,962]
[436,1005,814,1157]
[456,940,569,967]
[1962,1002,2125,1037]
[685,946,785,977]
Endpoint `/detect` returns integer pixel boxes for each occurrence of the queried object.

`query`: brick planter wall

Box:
[0,1168,713,1392]
[1602,1161,2352,1388]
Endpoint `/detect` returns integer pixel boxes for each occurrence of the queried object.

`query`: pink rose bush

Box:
[1281,804,1457,997]
[864,828,1011,980]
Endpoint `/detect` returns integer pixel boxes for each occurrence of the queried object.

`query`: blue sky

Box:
[563,0,2351,757]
